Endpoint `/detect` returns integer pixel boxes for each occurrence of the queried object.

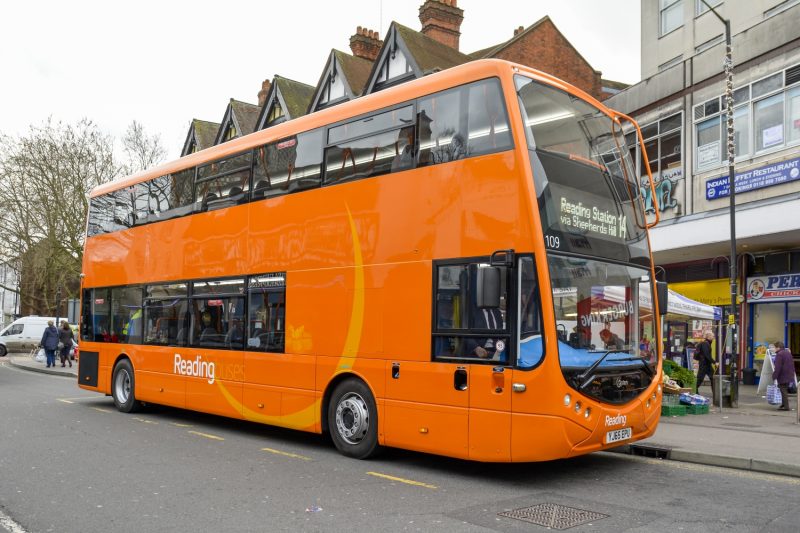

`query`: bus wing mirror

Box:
[476,266,501,308]
[656,281,669,316]
[490,249,515,267]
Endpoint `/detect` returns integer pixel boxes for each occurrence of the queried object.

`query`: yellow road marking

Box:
[133,417,158,425]
[57,399,74,404]
[188,430,224,441]
[366,471,437,489]
[92,407,112,413]
[261,447,311,461]
[171,422,193,428]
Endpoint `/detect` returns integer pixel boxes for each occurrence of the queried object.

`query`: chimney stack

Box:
[418,0,464,51]
[257,79,272,107]
[514,25,524,37]
[350,26,383,61]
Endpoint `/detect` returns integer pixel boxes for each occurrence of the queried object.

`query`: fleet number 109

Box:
[544,235,561,249]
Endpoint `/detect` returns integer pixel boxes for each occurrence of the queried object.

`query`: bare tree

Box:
[121,120,167,175]
[0,118,119,314]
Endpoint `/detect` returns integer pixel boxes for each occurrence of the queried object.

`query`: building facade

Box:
[608,0,800,376]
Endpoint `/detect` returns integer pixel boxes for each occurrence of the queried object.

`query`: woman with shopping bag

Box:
[772,341,794,411]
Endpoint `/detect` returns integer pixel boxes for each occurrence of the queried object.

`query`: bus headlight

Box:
[574,401,581,413]
[584,407,591,419]
[564,394,571,407]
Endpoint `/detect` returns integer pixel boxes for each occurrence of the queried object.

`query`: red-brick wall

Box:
[491,19,602,100]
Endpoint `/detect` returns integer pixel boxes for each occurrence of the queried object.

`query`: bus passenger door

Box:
[468,363,511,461]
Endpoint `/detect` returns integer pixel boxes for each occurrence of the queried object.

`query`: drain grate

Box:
[498,503,609,530]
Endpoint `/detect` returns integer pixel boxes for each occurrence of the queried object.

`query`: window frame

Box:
[660,0,684,37]
[430,256,516,366]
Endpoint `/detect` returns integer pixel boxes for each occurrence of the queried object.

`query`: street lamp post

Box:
[702,0,738,407]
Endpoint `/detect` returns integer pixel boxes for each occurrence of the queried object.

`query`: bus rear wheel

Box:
[112,359,141,413]
[328,379,379,459]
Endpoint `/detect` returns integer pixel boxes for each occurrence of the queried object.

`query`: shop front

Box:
[746,273,800,379]
[662,287,722,369]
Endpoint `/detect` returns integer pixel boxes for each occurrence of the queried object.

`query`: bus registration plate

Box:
[605,427,632,444]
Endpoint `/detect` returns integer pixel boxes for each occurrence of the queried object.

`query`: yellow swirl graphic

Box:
[217,204,364,429]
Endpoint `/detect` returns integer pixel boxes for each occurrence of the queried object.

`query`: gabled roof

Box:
[255,75,315,131]
[470,16,595,73]
[362,21,471,95]
[308,49,373,113]
[214,99,260,145]
[181,119,220,156]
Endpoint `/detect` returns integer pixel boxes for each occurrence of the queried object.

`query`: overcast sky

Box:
[1,0,641,160]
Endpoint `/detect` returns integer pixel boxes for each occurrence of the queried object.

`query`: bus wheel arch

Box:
[111,355,141,413]
[322,374,380,459]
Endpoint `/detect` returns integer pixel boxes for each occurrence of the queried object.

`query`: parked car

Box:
[0,316,58,357]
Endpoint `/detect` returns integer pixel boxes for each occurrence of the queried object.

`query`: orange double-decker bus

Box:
[79,59,667,462]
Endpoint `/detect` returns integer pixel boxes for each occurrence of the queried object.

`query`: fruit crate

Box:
[662,393,681,406]
[686,404,709,415]
[661,405,687,416]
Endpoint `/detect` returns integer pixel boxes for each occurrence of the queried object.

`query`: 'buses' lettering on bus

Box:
[174,354,216,384]
[559,197,627,239]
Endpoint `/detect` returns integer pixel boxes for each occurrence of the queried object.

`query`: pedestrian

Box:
[58,320,75,368]
[40,320,59,368]
[772,340,794,411]
[694,331,716,394]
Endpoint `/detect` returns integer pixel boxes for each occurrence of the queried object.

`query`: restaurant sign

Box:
[705,156,800,200]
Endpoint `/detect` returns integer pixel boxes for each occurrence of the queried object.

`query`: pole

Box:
[702,0,737,408]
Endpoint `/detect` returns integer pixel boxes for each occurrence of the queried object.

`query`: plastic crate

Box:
[663,393,681,406]
[661,405,687,416]
[686,404,709,415]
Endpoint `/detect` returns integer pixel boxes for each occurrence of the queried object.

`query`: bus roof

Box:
[90,58,619,199]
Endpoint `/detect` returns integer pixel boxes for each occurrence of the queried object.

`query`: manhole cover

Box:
[498,503,609,530]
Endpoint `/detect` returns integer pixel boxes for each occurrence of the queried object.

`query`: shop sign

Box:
[746,273,800,302]
[641,167,682,215]
[705,156,800,200]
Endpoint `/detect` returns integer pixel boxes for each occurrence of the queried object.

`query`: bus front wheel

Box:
[112,359,141,413]
[328,379,379,459]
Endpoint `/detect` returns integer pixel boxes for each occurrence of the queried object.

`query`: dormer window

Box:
[222,124,237,142]
[266,101,285,126]
[319,69,346,106]
[375,45,411,86]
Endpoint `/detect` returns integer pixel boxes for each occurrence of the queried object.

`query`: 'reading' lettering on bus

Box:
[174,354,215,384]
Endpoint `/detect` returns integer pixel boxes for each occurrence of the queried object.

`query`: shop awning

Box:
[666,289,722,320]
[639,288,722,320]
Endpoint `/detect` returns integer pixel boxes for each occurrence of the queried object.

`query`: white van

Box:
[0,316,58,356]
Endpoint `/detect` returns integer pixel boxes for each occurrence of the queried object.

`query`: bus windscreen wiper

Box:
[576,350,626,390]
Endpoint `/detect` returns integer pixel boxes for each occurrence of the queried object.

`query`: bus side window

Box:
[432,262,509,363]
[247,273,286,352]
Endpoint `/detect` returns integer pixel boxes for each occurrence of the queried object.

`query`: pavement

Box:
[4,352,800,478]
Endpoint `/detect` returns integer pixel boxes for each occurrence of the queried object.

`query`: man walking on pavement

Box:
[773,340,794,411]
[695,331,716,396]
